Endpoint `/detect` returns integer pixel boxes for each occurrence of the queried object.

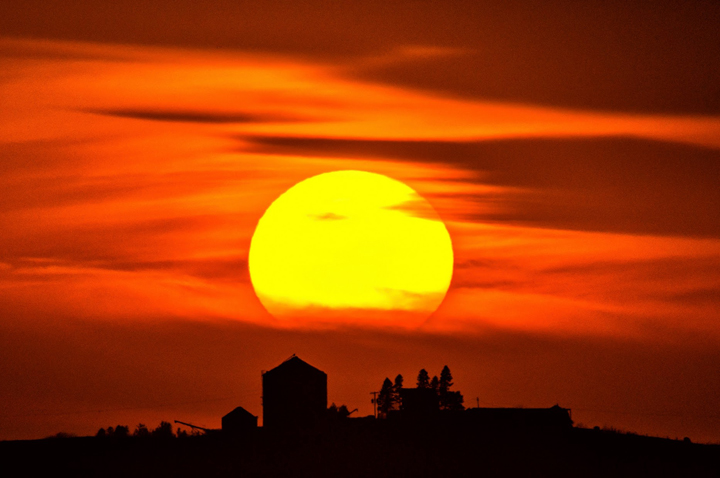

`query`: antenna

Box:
[370,391,378,418]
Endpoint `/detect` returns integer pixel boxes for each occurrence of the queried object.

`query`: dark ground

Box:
[2,422,718,477]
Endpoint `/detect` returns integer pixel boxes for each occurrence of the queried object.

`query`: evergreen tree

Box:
[416,369,430,388]
[439,365,453,394]
[377,377,394,418]
[438,366,465,410]
[393,374,404,410]
[430,375,439,394]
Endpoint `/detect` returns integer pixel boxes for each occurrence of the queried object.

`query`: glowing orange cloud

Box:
[0,37,718,340]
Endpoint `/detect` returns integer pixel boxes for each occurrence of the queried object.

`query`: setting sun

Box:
[2,1,720,448]
[248,171,454,327]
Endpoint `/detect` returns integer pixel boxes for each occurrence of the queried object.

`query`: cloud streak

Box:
[245,136,720,237]
[3,1,720,114]
[88,108,309,124]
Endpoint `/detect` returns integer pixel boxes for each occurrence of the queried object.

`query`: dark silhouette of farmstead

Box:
[262,355,327,430]
[396,386,571,431]
[399,387,439,417]
[200,356,571,436]
[465,404,573,430]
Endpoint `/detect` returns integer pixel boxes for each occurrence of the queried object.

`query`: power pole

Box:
[370,391,378,418]
[476,397,480,409]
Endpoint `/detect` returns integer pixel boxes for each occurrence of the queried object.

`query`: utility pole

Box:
[370,391,378,418]
[476,397,480,409]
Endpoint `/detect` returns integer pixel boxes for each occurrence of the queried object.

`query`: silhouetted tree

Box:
[151,421,174,439]
[438,366,465,410]
[430,375,439,394]
[377,377,394,418]
[443,391,465,411]
[338,404,351,418]
[393,374,404,409]
[328,403,352,420]
[133,423,150,438]
[439,365,453,393]
[113,425,130,438]
[176,427,188,438]
[96,428,106,438]
[394,374,404,389]
[416,369,430,389]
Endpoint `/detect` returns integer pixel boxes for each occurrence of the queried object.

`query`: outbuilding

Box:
[262,355,327,430]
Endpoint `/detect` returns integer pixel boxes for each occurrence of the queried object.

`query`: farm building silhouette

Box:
[209,355,571,434]
[398,387,439,417]
[221,406,257,435]
[261,354,327,430]
[465,404,573,430]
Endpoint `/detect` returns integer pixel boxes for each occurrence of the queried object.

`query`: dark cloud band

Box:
[243,135,720,238]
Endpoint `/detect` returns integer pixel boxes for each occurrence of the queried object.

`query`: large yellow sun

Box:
[248,170,453,327]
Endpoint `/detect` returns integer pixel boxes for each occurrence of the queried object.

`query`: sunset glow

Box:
[1,1,720,446]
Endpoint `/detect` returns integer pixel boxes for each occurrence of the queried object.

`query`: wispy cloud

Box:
[309,212,347,221]
[0,36,718,344]
[87,108,310,124]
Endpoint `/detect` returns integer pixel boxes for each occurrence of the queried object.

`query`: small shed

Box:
[222,406,258,435]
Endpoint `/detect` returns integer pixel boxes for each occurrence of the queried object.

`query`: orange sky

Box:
[1,1,720,443]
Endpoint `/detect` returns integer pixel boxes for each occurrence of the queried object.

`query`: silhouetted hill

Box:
[1,422,718,477]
